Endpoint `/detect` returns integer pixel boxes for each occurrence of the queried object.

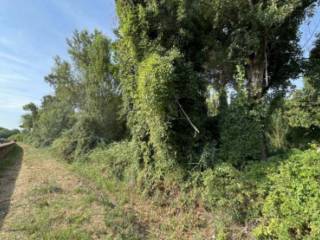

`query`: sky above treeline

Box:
[0,1,319,129]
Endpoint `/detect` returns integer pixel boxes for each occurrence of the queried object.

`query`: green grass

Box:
[71,161,148,239]
[12,180,95,239]
[1,144,212,239]
[70,156,211,239]
[1,144,149,240]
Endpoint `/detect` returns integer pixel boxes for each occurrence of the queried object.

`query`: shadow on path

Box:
[0,145,23,230]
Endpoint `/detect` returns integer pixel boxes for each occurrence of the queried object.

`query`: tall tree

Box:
[67,30,124,143]
[21,103,39,132]
[286,35,320,130]
[115,0,209,169]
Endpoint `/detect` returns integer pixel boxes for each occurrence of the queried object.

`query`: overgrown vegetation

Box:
[0,145,22,171]
[17,0,320,239]
[0,127,19,140]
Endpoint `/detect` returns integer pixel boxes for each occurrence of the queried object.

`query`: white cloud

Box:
[0,51,32,67]
[0,93,37,110]
[0,73,31,83]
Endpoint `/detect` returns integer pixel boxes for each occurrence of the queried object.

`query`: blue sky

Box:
[0,2,319,129]
[0,0,117,129]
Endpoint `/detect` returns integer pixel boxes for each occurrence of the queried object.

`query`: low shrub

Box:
[254,149,320,239]
[88,141,140,181]
[203,163,249,221]
[51,131,77,162]
[202,158,280,239]
[8,133,24,142]
[51,116,103,161]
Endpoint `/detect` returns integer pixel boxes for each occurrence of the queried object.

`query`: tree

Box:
[67,30,124,143]
[21,30,124,153]
[44,57,79,108]
[31,96,75,147]
[285,35,320,146]
[116,0,209,169]
[21,103,39,132]
[208,0,317,161]
[0,127,19,139]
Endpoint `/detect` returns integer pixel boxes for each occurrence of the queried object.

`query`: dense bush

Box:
[51,131,77,162]
[88,141,140,181]
[219,99,265,166]
[203,164,247,220]
[255,149,320,239]
[202,156,281,239]
[267,109,289,153]
[8,133,24,142]
[51,115,101,161]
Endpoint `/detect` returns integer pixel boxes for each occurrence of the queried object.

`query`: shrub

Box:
[51,115,104,161]
[203,163,249,221]
[197,142,217,170]
[254,149,320,239]
[51,131,77,162]
[202,158,280,239]
[8,133,25,142]
[266,109,289,153]
[88,141,140,181]
[218,99,265,166]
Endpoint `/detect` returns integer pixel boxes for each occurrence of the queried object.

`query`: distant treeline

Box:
[0,127,19,139]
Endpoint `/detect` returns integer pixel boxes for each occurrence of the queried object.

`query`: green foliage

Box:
[68,30,124,142]
[8,133,24,142]
[255,149,320,239]
[136,50,178,166]
[202,154,283,238]
[88,141,140,181]
[44,57,77,105]
[21,102,39,131]
[116,0,209,174]
[267,109,289,152]
[286,86,320,129]
[51,131,77,162]
[219,100,265,165]
[52,115,102,161]
[198,142,217,170]
[218,67,266,165]
[0,127,19,139]
[21,30,125,158]
[284,38,320,148]
[286,35,320,131]
[33,98,75,147]
[16,2,320,238]
[203,163,248,221]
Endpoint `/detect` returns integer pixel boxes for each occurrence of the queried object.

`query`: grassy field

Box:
[0,145,213,240]
[0,145,124,239]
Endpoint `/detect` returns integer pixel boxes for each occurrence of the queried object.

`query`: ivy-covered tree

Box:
[115,0,209,169]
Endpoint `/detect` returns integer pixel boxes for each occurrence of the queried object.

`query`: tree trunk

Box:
[248,60,265,98]
[248,53,268,161]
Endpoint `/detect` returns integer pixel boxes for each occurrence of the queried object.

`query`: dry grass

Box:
[0,145,214,239]
[0,145,108,239]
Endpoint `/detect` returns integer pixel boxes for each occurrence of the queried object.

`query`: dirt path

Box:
[0,145,108,240]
